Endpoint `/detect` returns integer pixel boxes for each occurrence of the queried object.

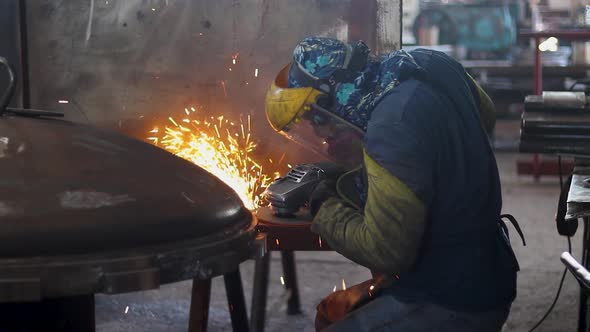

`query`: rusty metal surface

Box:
[0,115,252,256]
[255,207,330,251]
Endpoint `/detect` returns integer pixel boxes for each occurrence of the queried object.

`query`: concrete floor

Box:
[95,152,584,332]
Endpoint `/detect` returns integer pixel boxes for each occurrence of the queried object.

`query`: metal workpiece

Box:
[542,91,588,110]
[0,114,264,311]
[0,216,262,303]
[562,252,590,290]
[0,115,252,256]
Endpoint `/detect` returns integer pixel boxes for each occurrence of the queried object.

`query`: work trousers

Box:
[324,295,510,332]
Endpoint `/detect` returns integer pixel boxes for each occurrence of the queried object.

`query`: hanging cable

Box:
[527,265,568,332]
[558,156,563,189]
[528,155,572,331]
[0,56,16,116]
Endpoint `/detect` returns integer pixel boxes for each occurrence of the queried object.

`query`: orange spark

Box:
[150,108,278,209]
[221,81,227,98]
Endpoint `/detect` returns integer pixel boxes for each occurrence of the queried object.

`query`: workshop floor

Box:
[95,151,581,332]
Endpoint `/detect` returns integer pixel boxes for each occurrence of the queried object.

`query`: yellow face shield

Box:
[265,63,364,168]
[265,64,323,132]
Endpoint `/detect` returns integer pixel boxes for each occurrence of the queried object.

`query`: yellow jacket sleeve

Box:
[311,151,427,274]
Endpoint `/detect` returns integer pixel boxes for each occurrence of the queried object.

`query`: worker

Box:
[265,37,522,331]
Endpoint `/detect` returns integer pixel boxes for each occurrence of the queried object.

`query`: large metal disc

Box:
[0,116,251,256]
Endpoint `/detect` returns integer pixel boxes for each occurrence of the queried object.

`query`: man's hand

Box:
[315,279,374,330]
[315,274,395,331]
[309,179,337,217]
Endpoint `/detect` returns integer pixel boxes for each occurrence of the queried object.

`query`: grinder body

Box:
[264,163,345,217]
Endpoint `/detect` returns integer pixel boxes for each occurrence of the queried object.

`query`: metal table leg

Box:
[189,278,212,332]
[224,268,250,332]
[281,251,302,315]
[251,252,271,332]
[580,218,590,332]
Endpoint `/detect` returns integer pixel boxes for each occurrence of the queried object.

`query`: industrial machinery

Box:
[264,163,345,217]
[412,1,517,58]
[520,91,590,156]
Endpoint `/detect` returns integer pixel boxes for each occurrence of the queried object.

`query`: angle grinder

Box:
[264,163,345,218]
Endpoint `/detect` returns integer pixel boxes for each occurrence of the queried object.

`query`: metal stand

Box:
[249,251,303,332]
[189,278,212,332]
[188,270,251,332]
[224,268,250,332]
[251,209,331,332]
[0,294,95,332]
[250,252,271,332]
[579,217,590,332]
[281,251,302,315]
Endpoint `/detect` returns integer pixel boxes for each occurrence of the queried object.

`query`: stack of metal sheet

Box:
[520,91,590,156]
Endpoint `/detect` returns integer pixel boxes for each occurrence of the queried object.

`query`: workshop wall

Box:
[23,0,400,164]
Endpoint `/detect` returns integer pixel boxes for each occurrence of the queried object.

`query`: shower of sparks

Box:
[254,68,259,77]
[58,100,69,104]
[149,108,279,209]
[280,276,285,285]
[124,306,129,314]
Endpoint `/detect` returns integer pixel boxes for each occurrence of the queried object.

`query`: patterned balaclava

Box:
[288,37,424,131]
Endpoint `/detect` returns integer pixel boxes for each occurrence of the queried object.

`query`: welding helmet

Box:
[265,37,369,168]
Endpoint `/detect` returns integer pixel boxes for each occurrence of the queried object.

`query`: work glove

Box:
[309,179,337,217]
[314,274,394,331]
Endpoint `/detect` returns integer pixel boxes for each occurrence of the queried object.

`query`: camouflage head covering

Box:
[288,37,424,131]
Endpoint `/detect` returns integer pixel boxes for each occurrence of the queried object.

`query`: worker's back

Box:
[364,49,518,311]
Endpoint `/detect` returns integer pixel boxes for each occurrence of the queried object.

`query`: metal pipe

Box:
[281,251,302,315]
[224,269,250,332]
[189,278,212,332]
[18,0,30,108]
[250,253,270,332]
[0,56,16,115]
